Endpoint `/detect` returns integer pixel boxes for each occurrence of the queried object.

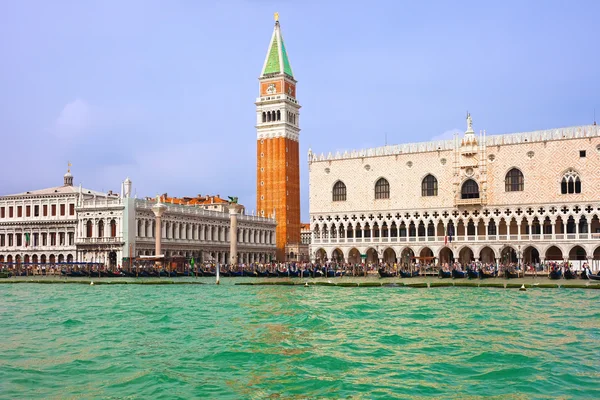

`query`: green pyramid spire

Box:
[261,21,294,78]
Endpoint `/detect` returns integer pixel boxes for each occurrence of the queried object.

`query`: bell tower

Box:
[256,13,301,261]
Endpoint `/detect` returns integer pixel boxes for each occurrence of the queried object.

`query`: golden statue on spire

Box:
[274,12,279,22]
[67,161,72,173]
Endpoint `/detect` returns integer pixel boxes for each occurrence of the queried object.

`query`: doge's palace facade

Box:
[308,116,600,268]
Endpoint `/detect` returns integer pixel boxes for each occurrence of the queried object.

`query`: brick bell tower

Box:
[256,13,301,261]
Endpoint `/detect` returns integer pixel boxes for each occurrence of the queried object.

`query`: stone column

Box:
[152,199,167,263]
[229,204,243,266]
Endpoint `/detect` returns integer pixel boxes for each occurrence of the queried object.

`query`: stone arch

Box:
[49,254,56,264]
[523,245,540,265]
[500,245,517,264]
[58,254,65,263]
[365,247,378,264]
[417,246,434,265]
[31,255,38,264]
[348,248,361,264]
[479,246,496,264]
[458,246,475,264]
[399,247,415,266]
[67,254,74,263]
[438,247,454,265]
[315,248,327,262]
[545,245,563,261]
[383,247,397,264]
[330,248,344,263]
[568,245,587,260]
[40,255,46,264]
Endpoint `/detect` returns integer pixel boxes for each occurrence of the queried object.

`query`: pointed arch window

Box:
[332,181,346,202]
[374,178,390,199]
[505,168,524,192]
[421,174,438,197]
[561,169,581,194]
[461,179,479,199]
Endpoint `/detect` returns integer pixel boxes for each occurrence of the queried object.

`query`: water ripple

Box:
[0,283,599,399]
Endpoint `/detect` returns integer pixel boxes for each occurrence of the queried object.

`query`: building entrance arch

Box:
[545,246,563,261]
[366,248,378,264]
[523,246,540,265]
[458,247,474,264]
[109,251,117,267]
[315,248,327,263]
[400,248,414,267]
[439,247,454,265]
[500,247,517,264]
[383,248,397,264]
[479,246,495,264]
[348,248,361,265]
[331,248,344,263]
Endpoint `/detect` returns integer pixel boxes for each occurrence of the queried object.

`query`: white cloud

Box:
[55,99,94,138]
[430,128,462,142]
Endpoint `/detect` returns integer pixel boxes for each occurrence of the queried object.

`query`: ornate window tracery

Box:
[422,175,438,197]
[375,178,390,199]
[332,181,347,202]
[505,168,524,192]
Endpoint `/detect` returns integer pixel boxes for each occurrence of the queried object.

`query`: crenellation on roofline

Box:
[308,124,599,163]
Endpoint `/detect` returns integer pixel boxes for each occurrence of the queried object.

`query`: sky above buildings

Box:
[1,0,598,220]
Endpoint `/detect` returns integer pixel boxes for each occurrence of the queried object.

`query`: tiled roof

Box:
[261,21,294,78]
[3,185,106,198]
[151,194,236,206]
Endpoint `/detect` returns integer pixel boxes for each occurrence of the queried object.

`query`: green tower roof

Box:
[261,21,294,78]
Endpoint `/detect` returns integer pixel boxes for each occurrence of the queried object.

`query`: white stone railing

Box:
[311,233,596,245]
[75,237,123,244]
[134,200,275,224]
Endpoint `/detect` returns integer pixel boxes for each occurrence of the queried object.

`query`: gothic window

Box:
[505,168,524,192]
[332,181,347,202]
[374,178,390,199]
[262,112,266,123]
[561,169,581,194]
[488,220,497,235]
[461,179,479,199]
[267,111,272,122]
[421,174,438,197]
[277,110,281,121]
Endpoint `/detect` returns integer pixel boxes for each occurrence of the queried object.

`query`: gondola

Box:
[466,269,478,279]
[504,270,519,279]
[378,268,397,278]
[438,270,452,279]
[478,269,494,279]
[549,269,562,280]
[267,271,279,278]
[588,273,600,281]
[399,270,419,278]
[255,270,270,277]
[452,269,466,279]
[564,269,577,280]
[242,270,258,277]
[325,269,336,278]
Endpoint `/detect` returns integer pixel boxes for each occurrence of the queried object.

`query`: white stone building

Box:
[308,116,600,268]
[1,170,277,267]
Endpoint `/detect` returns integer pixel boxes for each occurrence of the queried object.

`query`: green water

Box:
[1,280,599,399]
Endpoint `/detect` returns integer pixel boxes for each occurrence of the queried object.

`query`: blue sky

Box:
[1,0,598,220]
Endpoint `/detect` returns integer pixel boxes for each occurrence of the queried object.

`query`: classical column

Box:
[152,198,167,263]
[229,204,243,265]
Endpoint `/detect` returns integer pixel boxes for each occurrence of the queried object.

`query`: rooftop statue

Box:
[228,196,238,204]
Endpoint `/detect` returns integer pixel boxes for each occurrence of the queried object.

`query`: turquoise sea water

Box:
[1,280,599,399]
